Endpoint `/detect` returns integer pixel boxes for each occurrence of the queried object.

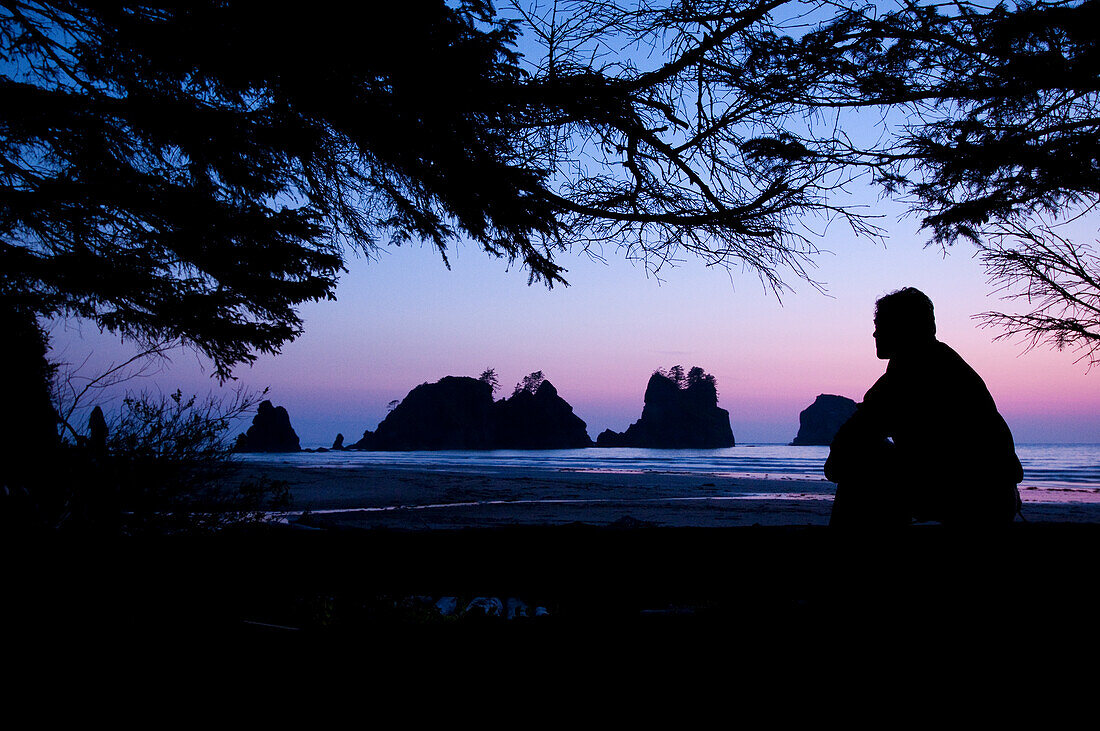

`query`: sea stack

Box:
[354,376,497,450]
[790,394,858,446]
[352,373,593,450]
[596,366,734,448]
[493,378,593,449]
[234,400,301,452]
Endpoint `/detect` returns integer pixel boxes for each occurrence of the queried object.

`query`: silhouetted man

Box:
[825,288,1022,526]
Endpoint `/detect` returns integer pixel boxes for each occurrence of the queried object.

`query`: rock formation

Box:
[352,374,592,450]
[353,376,497,450]
[790,394,858,446]
[234,400,301,452]
[493,379,593,449]
[331,433,344,450]
[595,367,734,448]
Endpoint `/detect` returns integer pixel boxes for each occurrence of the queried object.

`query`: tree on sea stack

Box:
[513,371,546,397]
[478,368,501,395]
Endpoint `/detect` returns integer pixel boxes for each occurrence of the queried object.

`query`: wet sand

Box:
[238,462,1100,528]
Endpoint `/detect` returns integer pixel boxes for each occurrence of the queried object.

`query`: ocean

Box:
[240,443,1100,491]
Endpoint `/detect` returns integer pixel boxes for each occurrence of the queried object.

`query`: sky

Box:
[40,2,1100,447]
[47,198,1100,447]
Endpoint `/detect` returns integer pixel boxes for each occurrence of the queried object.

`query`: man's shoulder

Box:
[933,340,964,360]
[932,340,985,378]
[873,341,967,389]
[923,340,999,407]
[862,368,893,403]
[898,340,974,373]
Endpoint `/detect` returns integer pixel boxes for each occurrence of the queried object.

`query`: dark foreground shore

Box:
[8,463,1100,665]
[8,521,1100,647]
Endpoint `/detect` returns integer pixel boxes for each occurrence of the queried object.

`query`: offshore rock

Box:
[331,433,344,450]
[790,394,858,446]
[493,380,593,449]
[234,400,301,452]
[354,376,497,450]
[353,375,593,450]
[596,368,734,448]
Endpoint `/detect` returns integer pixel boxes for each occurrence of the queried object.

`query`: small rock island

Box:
[352,372,592,450]
[596,366,735,448]
[234,400,301,452]
[790,394,858,446]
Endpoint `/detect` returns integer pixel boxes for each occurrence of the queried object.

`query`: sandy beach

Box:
[238,461,1100,529]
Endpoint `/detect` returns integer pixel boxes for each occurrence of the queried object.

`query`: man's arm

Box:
[824,374,893,483]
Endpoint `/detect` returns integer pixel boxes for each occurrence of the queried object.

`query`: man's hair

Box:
[875,287,936,338]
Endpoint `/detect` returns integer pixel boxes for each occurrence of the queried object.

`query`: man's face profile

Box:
[873,316,897,360]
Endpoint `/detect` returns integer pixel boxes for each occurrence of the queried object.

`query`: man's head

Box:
[873,287,936,359]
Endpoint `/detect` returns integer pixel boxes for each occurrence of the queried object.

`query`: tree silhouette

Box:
[687,366,717,394]
[499,0,877,289]
[2,0,898,385]
[977,221,1100,366]
[734,0,1100,361]
[478,368,501,395]
[513,370,546,396]
[740,0,1099,242]
[1,1,558,378]
[7,0,1100,379]
[656,364,717,393]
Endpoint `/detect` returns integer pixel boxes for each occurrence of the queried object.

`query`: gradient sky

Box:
[42,5,1100,447]
[47,195,1100,447]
